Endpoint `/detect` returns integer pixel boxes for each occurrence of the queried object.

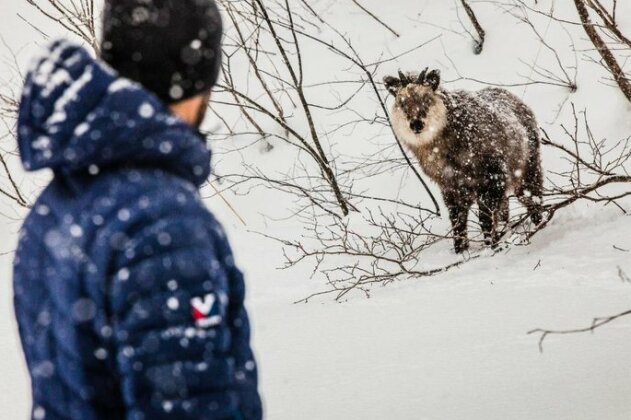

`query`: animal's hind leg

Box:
[499,197,510,224]
[478,171,507,248]
[517,194,542,225]
[519,129,544,225]
[477,197,503,248]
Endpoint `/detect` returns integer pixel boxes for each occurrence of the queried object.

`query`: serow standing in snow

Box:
[13,1,262,419]
[384,69,543,253]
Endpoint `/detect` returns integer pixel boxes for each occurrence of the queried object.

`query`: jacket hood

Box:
[17,40,211,186]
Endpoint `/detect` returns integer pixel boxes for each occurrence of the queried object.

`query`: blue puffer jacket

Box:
[13,40,262,420]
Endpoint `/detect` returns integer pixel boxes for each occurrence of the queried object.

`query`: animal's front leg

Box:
[446,199,470,254]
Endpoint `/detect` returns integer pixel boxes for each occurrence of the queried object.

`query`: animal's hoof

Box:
[454,242,469,254]
[483,233,499,249]
[530,212,542,225]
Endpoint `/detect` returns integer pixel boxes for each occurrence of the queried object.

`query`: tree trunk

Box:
[574,0,631,103]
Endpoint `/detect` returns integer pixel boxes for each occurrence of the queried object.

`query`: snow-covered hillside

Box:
[1,0,631,419]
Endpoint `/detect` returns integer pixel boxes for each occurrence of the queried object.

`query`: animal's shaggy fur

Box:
[385,69,543,253]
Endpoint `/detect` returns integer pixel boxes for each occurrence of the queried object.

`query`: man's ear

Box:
[383,76,401,96]
[425,69,441,91]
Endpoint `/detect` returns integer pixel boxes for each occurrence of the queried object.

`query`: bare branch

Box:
[459,0,486,54]
[574,0,631,102]
[350,0,400,38]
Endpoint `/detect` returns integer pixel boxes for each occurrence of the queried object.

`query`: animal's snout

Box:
[409,120,425,134]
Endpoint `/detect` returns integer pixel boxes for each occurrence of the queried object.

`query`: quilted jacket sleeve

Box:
[108,191,261,420]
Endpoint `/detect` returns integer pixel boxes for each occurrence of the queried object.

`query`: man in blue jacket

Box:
[13,0,262,418]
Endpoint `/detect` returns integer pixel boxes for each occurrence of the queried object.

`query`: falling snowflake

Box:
[167,297,180,311]
[138,102,155,119]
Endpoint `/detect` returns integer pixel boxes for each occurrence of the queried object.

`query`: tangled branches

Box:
[275,106,631,302]
[214,0,356,217]
[6,0,631,303]
[573,0,631,102]
[212,0,441,217]
[23,0,99,50]
[531,106,631,237]
[265,207,476,302]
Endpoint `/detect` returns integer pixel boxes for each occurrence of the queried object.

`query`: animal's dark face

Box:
[395,87,436,134]
[384,69,441,134]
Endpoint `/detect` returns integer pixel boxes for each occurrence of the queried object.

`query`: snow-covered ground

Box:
[1,0,631,419]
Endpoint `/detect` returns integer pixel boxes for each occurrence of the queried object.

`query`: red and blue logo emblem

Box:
[190,293,223,328]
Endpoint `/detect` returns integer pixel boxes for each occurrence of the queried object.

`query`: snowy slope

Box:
[245,208,631,420]
[2,0,631,419]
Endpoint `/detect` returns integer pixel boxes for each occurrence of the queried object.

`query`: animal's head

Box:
[384,68,443,135]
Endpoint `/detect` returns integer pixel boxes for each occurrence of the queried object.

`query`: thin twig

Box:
[350,0,400,38]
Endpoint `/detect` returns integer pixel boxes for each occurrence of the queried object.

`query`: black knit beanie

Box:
[101,0,223,104]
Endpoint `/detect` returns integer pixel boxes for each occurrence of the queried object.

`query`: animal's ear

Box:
[425,69,441,91]
[383,76,402,95]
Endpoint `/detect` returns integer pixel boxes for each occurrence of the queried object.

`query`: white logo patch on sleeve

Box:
[190,293,223,328]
